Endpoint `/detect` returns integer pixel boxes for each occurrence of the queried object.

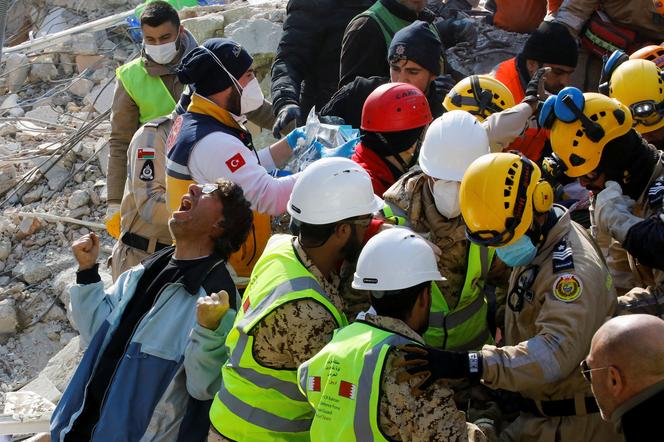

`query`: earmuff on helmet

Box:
[519,154,554,214]
[598,50,629,95]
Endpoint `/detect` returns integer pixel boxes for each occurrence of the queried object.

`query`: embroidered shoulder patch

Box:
[648,180,664,208]
[552,238,574,273]
[139,159,154,181]
[552,274,583,303]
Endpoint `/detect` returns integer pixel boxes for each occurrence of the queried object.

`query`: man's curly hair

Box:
[213,179,253,260]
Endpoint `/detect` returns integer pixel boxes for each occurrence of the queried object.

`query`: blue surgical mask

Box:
[496,235,538,267]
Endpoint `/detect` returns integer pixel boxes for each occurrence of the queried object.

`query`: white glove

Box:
[593,181,642,243]
[105,203,120,222]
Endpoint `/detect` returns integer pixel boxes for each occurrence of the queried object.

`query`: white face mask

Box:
[430,179,461,219]
[144,38,178,65]
[239,77,264,114]
[200,46,264,115]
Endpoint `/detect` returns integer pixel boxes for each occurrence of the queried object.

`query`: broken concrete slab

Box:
[67,189,90,209]
[29,54,59,83]
[0,163,17,196]
[224,18,282,56]
[182,14,224,43]
[70,32,98,55]
[16,216,42,240]
[13,258,52,284]
[69,78,95,98]
[75,54,107,73]
[4,53,30,93]
[84,81,115,113]
[25,106,61,125]
[0,298,18,334]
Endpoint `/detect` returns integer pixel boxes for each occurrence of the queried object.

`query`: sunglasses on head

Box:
[201,183,219,195]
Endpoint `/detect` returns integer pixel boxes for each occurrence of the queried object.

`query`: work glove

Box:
[272,104,301,138]
[286,127,307,149]
[592,180,642,243]
[435,18,478,48]
[196,291,230,330]
[522,67,550,107]
[395,345,482,395]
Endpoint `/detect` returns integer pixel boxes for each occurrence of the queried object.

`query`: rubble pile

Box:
[0,0,521,435]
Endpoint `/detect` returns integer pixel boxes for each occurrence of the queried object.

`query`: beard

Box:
[340,225,363,263]
[227,86,242,116]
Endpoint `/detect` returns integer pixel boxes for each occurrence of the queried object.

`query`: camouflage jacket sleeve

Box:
[380,350,480,442]
[251,299,339,369]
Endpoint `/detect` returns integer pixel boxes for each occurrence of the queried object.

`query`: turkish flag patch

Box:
[225,152,246,173]
[307,376,321,392]
[338,380,356,399]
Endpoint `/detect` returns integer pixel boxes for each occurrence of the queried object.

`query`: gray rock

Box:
[71,32,98,55]
[0,298,18,334]
[0,93,19,115]
[66,206,90,219]
[69,78,94,98]
[84,82,114,113]
[30,54,59,82]
[0,238,11,260]
[13,258,51,284]
[67,189,90,209]
[0,162,17,196]
[25,106,61,125]
[225,18,282,55]
[21,186,44,205]
[182,14,224,43]
[4,53,30,93]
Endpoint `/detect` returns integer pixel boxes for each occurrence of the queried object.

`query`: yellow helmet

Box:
[460,153,553,247]
[608,59,664,135]
[550,93,632,178]
[443,75,515,121]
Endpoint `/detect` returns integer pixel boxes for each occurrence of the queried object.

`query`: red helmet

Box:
[361,82,433,132]
[630,44,664,68]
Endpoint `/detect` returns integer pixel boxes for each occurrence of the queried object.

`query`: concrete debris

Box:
[29,54,59,83]
[84,82,115,113]
[16,217,42,240]
[4,53,30,93]
[0,299,19,334]
[3,390,55,421]
[67,189,90,210]
[0,94,23,117]
[24,106,62,125]
[0,238,11,261]
[182,14,225,43]
[0,163,17,196]
[69,78,95,98]
[225,18,283,55]
[70,32,100,56]
[13,258,52,284]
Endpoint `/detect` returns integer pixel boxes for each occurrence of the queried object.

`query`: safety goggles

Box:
[580,359,610,382]
[466,156,534,247]
[630,100,664,126]
[343,215,373,228]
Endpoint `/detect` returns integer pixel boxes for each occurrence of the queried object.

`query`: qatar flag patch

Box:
[307,376,321,392]
[225,152,246,173]
[338,381,356,400]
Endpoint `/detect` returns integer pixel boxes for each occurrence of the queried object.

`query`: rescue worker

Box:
[445,69,553,159]
[339,0,438,87]
[107,1,197,221]
[51,179,253,442]
[549,0,664,91]
[321,20,452,129]
[398,152,621,441]
[298,227,487,441]
[208,158,384,441]
[109,115,173,280]
[269,0,374,136]
[486,0,562,33]
[382,110,505,351]
[490,22,577,161]
[352,82,433,196]
[166,38,303,287]
[602,58,664,150]
[547,90,664,314]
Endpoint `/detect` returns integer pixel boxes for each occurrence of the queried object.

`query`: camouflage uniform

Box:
[479,208,621,441]
[382,170,510,327]
[110,116,173,280]
[209,237,344,442]
[590,156,664,316]
[362,314,487,442]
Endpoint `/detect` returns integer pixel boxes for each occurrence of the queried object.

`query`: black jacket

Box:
[319,74,451,129]
[338,0,436,88]
[270,0,374,122]
[617,380,664,442]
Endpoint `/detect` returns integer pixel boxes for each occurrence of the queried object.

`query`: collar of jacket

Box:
[141,245,225,295]
[530,205,570,267]
[142,29,198,77]
[360,313,424,343]
[187,93,246,132]
[611,378,664,437]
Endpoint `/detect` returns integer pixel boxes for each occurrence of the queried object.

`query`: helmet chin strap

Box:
[375,132,417,172]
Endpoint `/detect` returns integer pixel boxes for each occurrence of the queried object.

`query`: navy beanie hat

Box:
[176,38,253,96]
[522,21,578,68]
[388,21,442,76]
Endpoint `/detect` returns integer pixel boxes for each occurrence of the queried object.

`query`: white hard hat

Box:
[418,110,490,181]
[287,157,384,225]
[352,227,444,292]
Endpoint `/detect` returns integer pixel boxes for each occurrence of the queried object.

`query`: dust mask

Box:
[144,37,178,65]
[239,77,264,114]
[430,179,461,219]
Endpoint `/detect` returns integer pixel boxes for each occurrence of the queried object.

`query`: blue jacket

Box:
[51,248,237,442]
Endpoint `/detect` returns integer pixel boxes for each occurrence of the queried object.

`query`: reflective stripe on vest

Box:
[493,57,526,103]
[116,58,176,124]
[210,236,348,441]
[423,243,495,350]
[297,322,413,441]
